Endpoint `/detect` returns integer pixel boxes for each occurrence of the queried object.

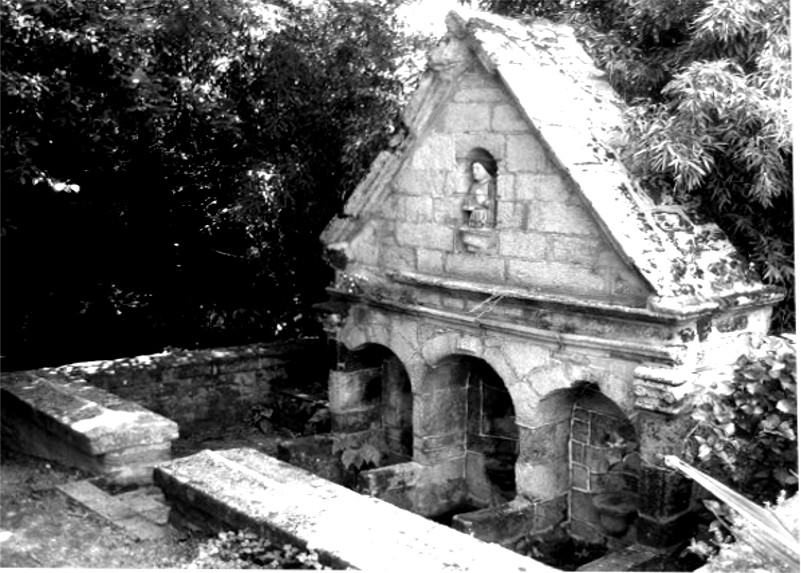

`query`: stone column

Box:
[632,364,697,549]
[328,343,382,433]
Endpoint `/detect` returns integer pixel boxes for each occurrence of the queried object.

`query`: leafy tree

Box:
[478,0,793,332]
[1,0,421,370]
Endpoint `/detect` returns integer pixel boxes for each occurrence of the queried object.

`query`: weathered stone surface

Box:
[452,499,536,546]
[1,372,178,456]
[637,464,692,519]
[157,449,558,571]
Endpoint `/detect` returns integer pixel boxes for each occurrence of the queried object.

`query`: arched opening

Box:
[568,382,639,546]
[421,355,518,510]
[466,358,517,505]
[333,343,413,463]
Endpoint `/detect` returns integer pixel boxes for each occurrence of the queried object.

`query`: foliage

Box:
[688,493,799,573]
[478,0,793,332]
[1,0,427,370]
[684,334,797,504]
[186,530,328,569]
[331,429,388,471]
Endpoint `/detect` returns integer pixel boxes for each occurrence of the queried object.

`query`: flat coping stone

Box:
[1,370,179,455]
[154,448,558,572]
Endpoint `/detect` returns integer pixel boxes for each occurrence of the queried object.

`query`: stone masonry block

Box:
[507,260,607,296]
[433,196,464,225]
[550,235,600,266]
[528,201,599,236]
[496,173,514,200]
[454,86,504,103]
[495,201,526,230]
[492,103,529,132]
[570,519,605,544]
[396,222,454,250]
[394,169,447,197]
[499,230,548,260]
[518,423,569,465]
[610,267,651,304]
[535,494,568,531]
[514,173,569,202]
[506,134,556,173]
[572,418,590,443]
[572,463,591,491]
[383,246,416,270]
[416,389,467,436]
[417,248,445,274]
[400,195,434,223]
[517,462,569,500]
[638,464,692,519]
[571,441,585,463]
[444,254,505,283]
[440,103,491,133]
[454,134,506,161]
[571,489,599,524]
[412,135,455,170]
[349,234,380,266]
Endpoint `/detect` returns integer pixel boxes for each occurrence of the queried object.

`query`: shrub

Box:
[685,334,797,504]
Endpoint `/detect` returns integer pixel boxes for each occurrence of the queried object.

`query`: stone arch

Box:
[329,342,414,461]
[418,353,519,509]
[516,380,640,542]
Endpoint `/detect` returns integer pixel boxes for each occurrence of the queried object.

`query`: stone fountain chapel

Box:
[317,11,782,554]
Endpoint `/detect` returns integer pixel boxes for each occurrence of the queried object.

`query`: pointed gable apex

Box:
[323,9,782,317]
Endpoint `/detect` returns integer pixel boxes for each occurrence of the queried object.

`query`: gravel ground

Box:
[0,447,202,568]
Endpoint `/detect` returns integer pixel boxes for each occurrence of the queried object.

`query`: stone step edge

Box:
[56,480,169,541]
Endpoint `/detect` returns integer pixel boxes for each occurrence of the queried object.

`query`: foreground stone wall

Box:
[46,340,328,430]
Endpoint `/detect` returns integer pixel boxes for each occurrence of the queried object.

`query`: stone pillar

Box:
[328,344,382,434]
[633,364,697,549]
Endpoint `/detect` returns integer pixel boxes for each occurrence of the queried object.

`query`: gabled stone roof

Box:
[323,9,782,316]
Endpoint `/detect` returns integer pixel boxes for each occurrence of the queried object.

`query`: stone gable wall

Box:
[349,60,651,307]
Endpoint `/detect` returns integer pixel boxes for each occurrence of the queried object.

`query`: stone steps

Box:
[56,480,171,541]
[154,447,559,572]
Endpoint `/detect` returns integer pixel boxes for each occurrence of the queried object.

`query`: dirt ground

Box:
[0,422,282,568]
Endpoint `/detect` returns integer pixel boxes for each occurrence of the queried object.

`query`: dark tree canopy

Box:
[1,0,425,370]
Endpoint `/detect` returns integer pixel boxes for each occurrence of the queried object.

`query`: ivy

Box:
[331,429,388,471]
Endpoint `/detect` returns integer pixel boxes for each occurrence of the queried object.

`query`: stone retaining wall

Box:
[47,339,328,430]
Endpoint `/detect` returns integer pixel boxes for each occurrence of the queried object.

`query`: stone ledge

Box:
[1,371,178,484]
[155,448,558,572]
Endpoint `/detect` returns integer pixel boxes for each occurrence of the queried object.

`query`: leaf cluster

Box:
[331,429,388,471]
[188,530,329,569]
[685,334,797,504]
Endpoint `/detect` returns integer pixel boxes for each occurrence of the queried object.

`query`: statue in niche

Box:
[462,149,498,229]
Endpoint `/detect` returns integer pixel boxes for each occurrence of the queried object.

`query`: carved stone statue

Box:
[463,150,498,229]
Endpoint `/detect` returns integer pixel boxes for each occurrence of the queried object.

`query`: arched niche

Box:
[419,354,518,507]
[332,343,413,461]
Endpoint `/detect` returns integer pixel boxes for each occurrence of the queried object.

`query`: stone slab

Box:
[1,371,179,455]
[576,543,661,571]
[56,480,170,541]
[155,448,558,572]
[57,480,138,522]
